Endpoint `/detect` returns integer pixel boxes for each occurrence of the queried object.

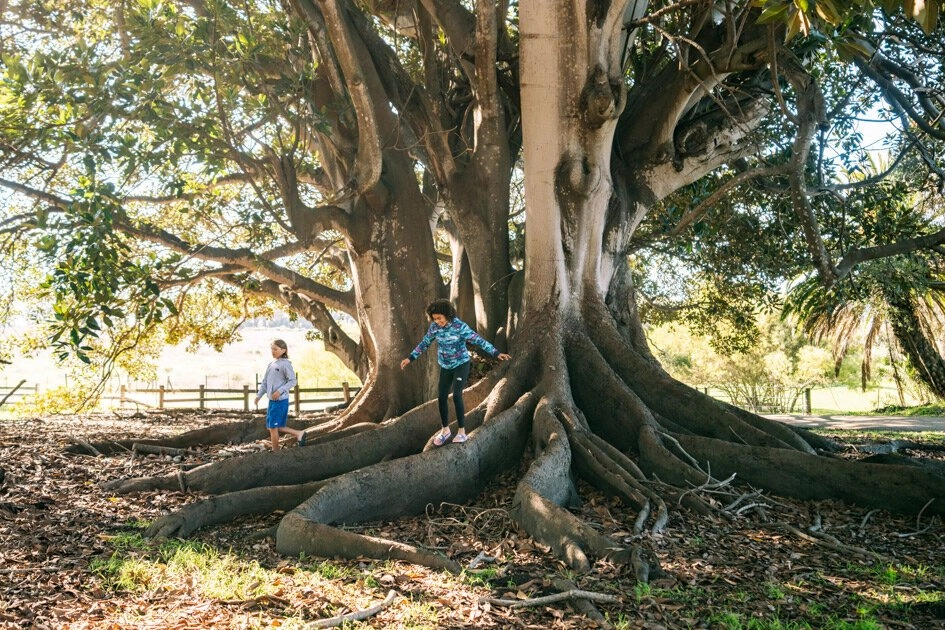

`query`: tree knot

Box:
[581,65,623,129]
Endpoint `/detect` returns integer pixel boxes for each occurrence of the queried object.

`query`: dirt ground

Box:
[1,410,943,629]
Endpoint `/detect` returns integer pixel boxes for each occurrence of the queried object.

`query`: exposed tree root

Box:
[106,302,945,579]
[556,406,669,533]
[583,298,816,452]
[275,390,535,570]
[69,439,103,457]
[675,433,945,515]
[132,443,189,457]
[278,518,462,572]
[860,452,945,476]
[511,396,634,572]
[146,480,327,538]
[66,418,272,456]
[550,577,612,628]
[104,399,449,495]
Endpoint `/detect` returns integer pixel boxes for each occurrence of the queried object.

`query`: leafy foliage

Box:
[784,179,945,398]
[650,314,834,412]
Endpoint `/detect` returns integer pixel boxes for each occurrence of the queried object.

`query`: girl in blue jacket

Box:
[401,299,510,445]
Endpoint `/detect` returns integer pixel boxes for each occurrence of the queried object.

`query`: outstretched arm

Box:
[401,327,435,369]
[461,322,510,360]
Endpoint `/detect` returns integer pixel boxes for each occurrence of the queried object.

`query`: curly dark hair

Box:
[425,299,456,321]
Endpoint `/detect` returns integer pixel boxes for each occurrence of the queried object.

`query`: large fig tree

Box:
[4,0,945,575]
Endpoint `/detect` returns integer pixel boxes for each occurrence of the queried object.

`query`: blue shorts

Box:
[266,398,290,429]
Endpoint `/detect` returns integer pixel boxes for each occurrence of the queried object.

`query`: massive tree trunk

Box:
[338,154,444,423]
[102,0,945,580]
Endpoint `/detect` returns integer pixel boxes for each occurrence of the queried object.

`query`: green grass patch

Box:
[808,428,945,443]
[91,537,277,600]
[868,403,945,416]
[306,558,357,581]
[706,610,886,629]
[460,566,502,588]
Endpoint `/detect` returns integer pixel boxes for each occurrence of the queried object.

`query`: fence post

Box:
[199,384,205,409]
[294,383,300,415]
[342,381,350,403]
[159,385,165,409]
[243,385,250,412]
[120,385,126,406]
[805,388,812,414]
[0,379,27,409]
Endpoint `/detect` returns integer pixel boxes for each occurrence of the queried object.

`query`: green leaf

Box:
[814,0,842,24]
[757,2,792,24]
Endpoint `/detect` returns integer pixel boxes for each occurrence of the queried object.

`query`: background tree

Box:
[784,178,945,399]
[5,0,945,577]
[650,314,835,413]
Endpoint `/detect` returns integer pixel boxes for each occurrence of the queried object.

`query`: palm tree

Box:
[784,180,945,400]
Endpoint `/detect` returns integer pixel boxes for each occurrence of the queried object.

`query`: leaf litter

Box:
[0,411,943,628]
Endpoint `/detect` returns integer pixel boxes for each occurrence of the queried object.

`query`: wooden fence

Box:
[118,382,360,412]
[0,380,36,409]
[0,380,359,412]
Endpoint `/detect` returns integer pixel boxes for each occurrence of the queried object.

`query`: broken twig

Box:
[308,589,399,628]
[480,589,619,609]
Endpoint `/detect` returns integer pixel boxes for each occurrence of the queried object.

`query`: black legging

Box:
[437,361,471,429]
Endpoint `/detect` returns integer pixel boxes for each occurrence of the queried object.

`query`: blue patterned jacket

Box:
[408,318,499,369]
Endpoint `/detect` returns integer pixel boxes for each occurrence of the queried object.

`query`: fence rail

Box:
[0,380,36,408]
[118,382,360,412]
[0,381,359,412]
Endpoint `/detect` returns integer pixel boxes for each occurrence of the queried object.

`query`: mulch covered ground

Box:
[1,410,943,629]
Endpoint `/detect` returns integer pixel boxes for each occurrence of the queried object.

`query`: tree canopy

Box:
[0,1,942,386]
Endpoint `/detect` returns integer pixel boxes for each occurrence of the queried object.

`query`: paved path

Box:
[764,414,945,432]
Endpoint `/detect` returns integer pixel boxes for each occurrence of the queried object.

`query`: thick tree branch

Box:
[834,226,945,282]
[778,49,839,286]
[656,164,787,241]
[312,0,386,195]
[348,5,457,184]
[419,0,476,60]
[0,177,69,209]
[119,221,353,312]
[856,55,945,142]
[268,152,351,236]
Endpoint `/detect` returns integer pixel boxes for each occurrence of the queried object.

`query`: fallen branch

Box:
[308,590,399,628]
[467,550,496,569]
[70,438,103,457]
[860,509,879,532]
[895,499,937,538]
[552,578,612,629]
[480,588,620,609]
[772,522,880,561]
[132,443,189,457]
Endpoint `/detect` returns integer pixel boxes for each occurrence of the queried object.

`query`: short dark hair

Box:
[426,299,456,321]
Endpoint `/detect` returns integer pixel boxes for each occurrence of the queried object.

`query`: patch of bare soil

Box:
[1,411,943,629]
